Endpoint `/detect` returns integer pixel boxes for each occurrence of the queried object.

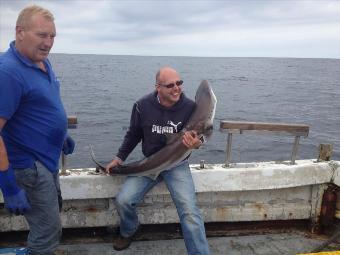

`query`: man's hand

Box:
[4,189,31,215]
[105,158,123,174]
[0,165,31,215]
[1,124,30,215]
[62,134,75,155]
[182,130,202,149]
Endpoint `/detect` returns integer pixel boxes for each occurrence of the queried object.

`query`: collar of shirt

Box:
[9,41,47,70]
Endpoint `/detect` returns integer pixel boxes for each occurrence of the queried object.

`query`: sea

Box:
[49,54,340,169]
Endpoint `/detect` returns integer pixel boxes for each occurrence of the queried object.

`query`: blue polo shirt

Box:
[0,41,67,173]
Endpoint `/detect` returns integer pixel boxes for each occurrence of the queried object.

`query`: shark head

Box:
[186,80,217,138]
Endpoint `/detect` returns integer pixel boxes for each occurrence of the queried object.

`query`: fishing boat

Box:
[1,119,339,254]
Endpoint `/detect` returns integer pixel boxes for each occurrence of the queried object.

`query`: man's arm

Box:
[0,118,9,170]
[0,118,31,215]
[105,103,142,173]
[116,103,143,160]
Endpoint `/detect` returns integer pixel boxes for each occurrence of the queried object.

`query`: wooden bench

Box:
[67,115,78,129]
[220,121,309,166]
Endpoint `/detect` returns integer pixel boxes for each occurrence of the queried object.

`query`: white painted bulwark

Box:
[331,161,340,186]
[1,160,339,232]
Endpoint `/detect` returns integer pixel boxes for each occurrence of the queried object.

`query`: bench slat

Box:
[220,121,309,137]
[67,116,78,125]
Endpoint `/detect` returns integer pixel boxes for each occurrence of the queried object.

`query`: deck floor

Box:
[50,232,340,255]
[1,228,340,255]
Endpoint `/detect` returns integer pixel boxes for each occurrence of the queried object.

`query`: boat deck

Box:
[1,160,339,254]
[1,222,340,254]
[55,233,340,255]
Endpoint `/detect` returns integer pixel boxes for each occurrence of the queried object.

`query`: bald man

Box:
[106,67,210,254]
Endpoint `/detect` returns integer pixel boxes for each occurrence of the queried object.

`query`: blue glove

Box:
[62,134,75,155]
[0,165,31,215]
[4,189,31,215]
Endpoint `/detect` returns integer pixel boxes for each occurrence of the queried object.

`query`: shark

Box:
[91,80,217,179]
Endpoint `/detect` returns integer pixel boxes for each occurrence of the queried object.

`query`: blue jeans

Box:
[115,160,210,255]
[15,162,61,255]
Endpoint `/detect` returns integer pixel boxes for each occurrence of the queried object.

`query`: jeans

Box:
[15,162,61,255]
[115,160,210,255]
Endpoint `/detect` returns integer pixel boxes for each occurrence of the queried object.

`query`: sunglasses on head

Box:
[157,80,183,89]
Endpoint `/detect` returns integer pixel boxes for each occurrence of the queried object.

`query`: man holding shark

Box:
[105,67,211,254]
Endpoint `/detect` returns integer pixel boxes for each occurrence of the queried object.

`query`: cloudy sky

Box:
[0,0,339,58]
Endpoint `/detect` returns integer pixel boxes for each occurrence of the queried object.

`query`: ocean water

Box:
[49,54,340,168]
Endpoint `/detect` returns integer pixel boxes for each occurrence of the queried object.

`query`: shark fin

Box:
[89,145,107,173]
[142,173,158,180]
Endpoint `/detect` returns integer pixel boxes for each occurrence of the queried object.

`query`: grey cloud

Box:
[1,0,340,57]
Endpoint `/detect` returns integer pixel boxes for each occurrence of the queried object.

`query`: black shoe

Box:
[113,226,140,251]
[113,233,133,251]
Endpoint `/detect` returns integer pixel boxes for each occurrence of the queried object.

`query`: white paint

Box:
[1,160,339,232]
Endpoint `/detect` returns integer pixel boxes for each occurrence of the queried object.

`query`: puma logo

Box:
[167,121,182,133]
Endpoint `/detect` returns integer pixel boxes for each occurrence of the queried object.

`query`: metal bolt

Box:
[200,160,205,169]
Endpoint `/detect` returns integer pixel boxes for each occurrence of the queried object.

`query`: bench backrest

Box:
[220,120,309,166]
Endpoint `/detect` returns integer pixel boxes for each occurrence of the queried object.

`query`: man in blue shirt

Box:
[0,5,75,254]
